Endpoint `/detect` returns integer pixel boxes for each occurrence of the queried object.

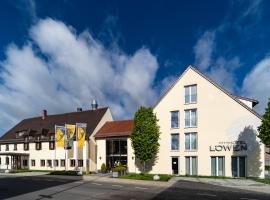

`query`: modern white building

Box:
[96,66,266,178]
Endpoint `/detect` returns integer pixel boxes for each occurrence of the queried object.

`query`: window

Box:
[24,143,29,151]
[40,160,45,167]
[106,139,128,168]
[6,144,9,151]
[49,141,55,150]
[78,160,83,167]
[171,134,179,150]
[185,133,197,151]
[31,159,35,166]
[0,157,1,164]
[61,159,65,167]
[185,109,197,127]
[14,144,17,151]
[36,142,42,150]
[0,145,1,151]
[6,157,9,165]
[23,160,28,167]
[185,85,197,104]
[185,156,197,175]
[47,160,52,167]
[211,157,225,176]
[70,159,75,167]
[171,111,179,128]
[54,160,59,167]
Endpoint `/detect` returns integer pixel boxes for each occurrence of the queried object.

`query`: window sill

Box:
[170,150,180,152]
[170,127,180,130]
[184,126,197,129]
[184,102,197,105]
[184,150,198,152]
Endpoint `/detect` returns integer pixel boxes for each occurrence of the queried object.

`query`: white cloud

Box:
[0,18,160,134]
[193,31,215,70]
[242,57,270,113]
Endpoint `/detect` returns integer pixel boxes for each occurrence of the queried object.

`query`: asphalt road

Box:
[0,176,269,200]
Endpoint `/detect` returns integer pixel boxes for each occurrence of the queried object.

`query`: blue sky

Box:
[0,0,270,135]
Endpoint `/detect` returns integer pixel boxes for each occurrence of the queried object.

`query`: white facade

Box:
[0,108,113,172]
[97,66,265,178]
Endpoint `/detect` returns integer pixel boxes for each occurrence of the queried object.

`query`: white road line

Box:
[135,187,148,190]
[197,193,217,197]
[112,184,123,188]
[92,182,102,186]
[74,181,84,184]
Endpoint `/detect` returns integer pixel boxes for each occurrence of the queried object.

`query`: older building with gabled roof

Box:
[0,106,113,172]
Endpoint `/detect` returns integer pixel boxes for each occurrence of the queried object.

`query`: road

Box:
[0,175,269,200]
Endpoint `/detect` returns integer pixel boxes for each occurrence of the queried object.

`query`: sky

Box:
[0,0,270,136]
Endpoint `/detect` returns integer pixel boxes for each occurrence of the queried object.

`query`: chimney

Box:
[77,107,83,112]
[42,110,47,120]
[91,99,98,110]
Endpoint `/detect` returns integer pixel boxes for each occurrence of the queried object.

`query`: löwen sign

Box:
[209,141,247,152]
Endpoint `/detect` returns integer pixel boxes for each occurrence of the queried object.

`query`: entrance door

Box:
[172,157,179,174]
[232,156,246,177]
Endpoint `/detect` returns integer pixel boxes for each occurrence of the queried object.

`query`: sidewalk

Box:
[170,177,270,194]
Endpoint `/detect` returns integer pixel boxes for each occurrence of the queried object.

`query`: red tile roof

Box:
[95,120,133,139]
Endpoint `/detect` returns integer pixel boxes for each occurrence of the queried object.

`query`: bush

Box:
[120,173,173,181]
[112,166,127,172]
[49,170,79,176]
[101,163,107,173]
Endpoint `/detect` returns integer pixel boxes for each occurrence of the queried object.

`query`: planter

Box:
[112,171,119,178]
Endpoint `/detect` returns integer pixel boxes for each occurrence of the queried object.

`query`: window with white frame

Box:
[171,111,179,128]
[185,85,197,104]
[211,156,225,176]
[171,133,179,150]
[185,156,197,175]
[185,133,197,150]
[185,109,197,127]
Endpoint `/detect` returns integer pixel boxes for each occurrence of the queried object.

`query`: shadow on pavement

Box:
[0,174,82,199]
[151,180,270,200]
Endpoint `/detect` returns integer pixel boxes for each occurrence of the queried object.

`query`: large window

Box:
[185,85,197,104]
[171,133,179,150]
[106,139,127,168]
[171,111,179,128]
[40,160,45,167]
[185,109,197,127]
[31,159,35,166]
[185,133,197,151]
[185,156,197,175]
[211,156,225,176]
[49,141,55,150]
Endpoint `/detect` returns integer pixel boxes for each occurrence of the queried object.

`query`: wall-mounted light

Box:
[132,157,134,160]
[99,156,102,160]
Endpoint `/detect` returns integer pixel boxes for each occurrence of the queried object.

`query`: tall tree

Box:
[258,99,270,154]
[131,107,160,172]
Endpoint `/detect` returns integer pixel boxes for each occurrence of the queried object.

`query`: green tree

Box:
[131,106,160,172]
[258,99,270,154]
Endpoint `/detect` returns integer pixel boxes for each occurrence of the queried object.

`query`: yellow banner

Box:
[65,124,76,140]
[55,126,65,148]
[77,125,86,148]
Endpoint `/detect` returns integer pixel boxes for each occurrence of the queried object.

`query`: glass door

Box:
[231,156,246,177]
[171,157,179,174]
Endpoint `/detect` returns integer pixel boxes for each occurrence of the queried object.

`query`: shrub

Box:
[112,166,127,172]
[101,163,107,173]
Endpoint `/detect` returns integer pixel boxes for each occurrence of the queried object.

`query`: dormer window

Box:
[24,136,29,142]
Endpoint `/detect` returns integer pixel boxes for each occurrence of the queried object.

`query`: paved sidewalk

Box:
[170,177,270,194]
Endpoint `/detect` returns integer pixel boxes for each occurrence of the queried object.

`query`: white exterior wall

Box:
[0,108,113,172]
[147,67,264,177]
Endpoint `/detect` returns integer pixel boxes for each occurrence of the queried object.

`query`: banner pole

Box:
[65,125,67,171]
[54,125,56,171]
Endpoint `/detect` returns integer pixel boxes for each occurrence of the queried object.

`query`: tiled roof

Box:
[95,120,133,139]
[0,107,108,143]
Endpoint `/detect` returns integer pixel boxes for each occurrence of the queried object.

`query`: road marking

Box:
[112,184,123,188]
[197,193,217,197]
[74,181,84,184]
[135,187,148,190]
[92,182,102,186]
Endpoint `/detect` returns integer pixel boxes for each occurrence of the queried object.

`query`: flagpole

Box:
[65,124,67,171]
[75,124,78,171]
[54,125,56,171]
